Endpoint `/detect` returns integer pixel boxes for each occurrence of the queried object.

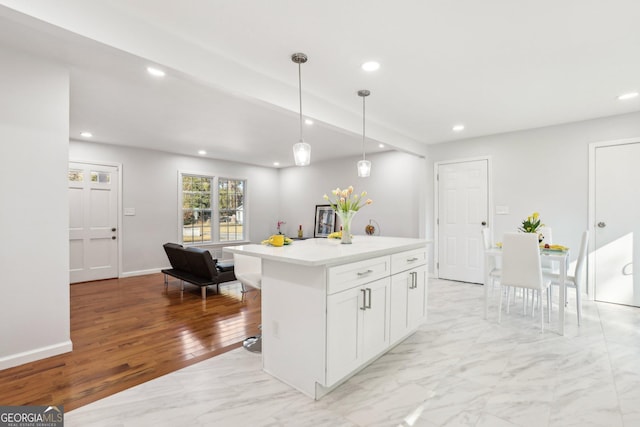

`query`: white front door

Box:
[437,159,489,284]
[594,142,640,307]
[69,162,119,283]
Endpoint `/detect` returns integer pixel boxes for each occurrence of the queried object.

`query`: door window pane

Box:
[69,169,84,182]
[90,171,111,183]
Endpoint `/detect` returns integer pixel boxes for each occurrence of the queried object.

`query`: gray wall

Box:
[278,150,427,240]
[69,141,280,275]
[0,48,71,369]
[68,143,429,276]
[427,111,640,266]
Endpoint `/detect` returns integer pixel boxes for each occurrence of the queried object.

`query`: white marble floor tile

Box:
[65,278,638,427]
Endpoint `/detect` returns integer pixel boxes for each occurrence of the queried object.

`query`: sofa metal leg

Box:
[201,286,206,299]
[164,274,168,287]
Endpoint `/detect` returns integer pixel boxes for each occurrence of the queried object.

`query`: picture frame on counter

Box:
[314,205,336,237]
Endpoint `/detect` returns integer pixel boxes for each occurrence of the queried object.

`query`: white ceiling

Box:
[1,1,640,167]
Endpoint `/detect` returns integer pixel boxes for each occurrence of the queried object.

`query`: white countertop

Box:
[224,236,430,267]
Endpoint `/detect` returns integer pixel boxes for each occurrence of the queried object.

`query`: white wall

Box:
[69,141,280,275]
[278,151,427,239]
[0,48,71,369]
[427,111,640,266]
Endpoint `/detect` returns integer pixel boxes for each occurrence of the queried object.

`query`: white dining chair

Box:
[544,230,588,325]
[499,232,552,332]
[482,228,501,292]
[233,253,262,352]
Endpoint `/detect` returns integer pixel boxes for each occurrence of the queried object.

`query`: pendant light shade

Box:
[293,140,311,166]
[357,159,371,177]
[291,53,311,166]
[357,90,371,177]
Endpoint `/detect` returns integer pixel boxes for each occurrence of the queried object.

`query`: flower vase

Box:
[337,210,356,244]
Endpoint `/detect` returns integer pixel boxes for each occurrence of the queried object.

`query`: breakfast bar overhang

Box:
[225,236,430,399]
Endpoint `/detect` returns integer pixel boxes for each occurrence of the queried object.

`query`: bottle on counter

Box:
[298,224,303,238]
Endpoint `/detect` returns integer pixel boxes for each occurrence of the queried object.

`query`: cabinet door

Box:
[407,264,428,329]
[361,277,390,360]
[390,271,411,344]
[326,286,364,386]
[390,265,428,344]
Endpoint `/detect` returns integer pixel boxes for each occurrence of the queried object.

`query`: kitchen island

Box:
[224,236,430,399]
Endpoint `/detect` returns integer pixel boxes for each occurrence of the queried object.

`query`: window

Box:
[180,173,246,244]
[218,178,245,242]
[182,175,213,243]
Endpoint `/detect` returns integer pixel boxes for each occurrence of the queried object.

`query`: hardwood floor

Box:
[0,273,261,411]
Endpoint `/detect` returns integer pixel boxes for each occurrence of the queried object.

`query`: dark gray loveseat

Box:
[162,243,236,299]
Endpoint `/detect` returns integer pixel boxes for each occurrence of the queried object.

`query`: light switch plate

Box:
[124,208,136,216]
[495,205,509,215]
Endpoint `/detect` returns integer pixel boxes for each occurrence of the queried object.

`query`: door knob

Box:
[112,236,116,240]
[111,227,117,232]
[481,221,487,226]
[597,222,606,228]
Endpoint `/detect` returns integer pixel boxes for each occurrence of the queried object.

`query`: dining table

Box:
[484,245,570,335]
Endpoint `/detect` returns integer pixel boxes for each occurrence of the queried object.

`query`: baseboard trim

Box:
[0,340,73,370]
[120,268,163,278]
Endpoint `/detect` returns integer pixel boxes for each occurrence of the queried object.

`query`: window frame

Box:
[178,171,248,246]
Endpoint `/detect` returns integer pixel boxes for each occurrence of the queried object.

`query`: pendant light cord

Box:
[362,95,366,161]
[298,62,303,140]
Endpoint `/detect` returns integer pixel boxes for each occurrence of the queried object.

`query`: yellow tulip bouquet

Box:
[519,212,544,233]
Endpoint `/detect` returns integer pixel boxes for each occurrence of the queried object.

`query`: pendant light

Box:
[357,89,371,177]
[291,53,311,166]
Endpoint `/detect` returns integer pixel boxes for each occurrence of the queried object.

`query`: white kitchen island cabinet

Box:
[224,236,430,399]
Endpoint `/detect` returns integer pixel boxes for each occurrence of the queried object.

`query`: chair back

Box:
[501,232,543,290]
[233,253,262,290]
[573,230,589,286]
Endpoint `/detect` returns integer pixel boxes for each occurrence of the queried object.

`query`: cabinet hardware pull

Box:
[411,272,418,289]
[365,288,372,309]
[357,269,373,276]
[407,257,419,262]
[360,289,367,310]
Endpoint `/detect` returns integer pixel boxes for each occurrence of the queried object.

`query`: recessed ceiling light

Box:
[305,118,314,125]
[80,131,93,138]
[361,61,380,72]
[617,92,639,100]
[273,162,280,166]
[147,66,166,77]
[452,124,465,132]
[378,143,385,148]
[198,150,207,155]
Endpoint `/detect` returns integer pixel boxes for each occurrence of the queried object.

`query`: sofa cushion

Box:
[184,246,218,279]
[216,261,235,272]
[163,243,189,271]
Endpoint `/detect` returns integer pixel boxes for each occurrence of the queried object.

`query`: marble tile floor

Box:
[65,279,640,427]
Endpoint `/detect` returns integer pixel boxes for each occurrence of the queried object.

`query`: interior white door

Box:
[594,142,640,307]
[69,162,119,283]
[438,159,488,283]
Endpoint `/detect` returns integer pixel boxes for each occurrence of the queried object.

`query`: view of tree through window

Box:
[218,178,245,241]
[181,174,246,244]
[182,175,212,243]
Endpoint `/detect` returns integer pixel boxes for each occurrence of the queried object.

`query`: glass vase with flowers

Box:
[323,186,372,244]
